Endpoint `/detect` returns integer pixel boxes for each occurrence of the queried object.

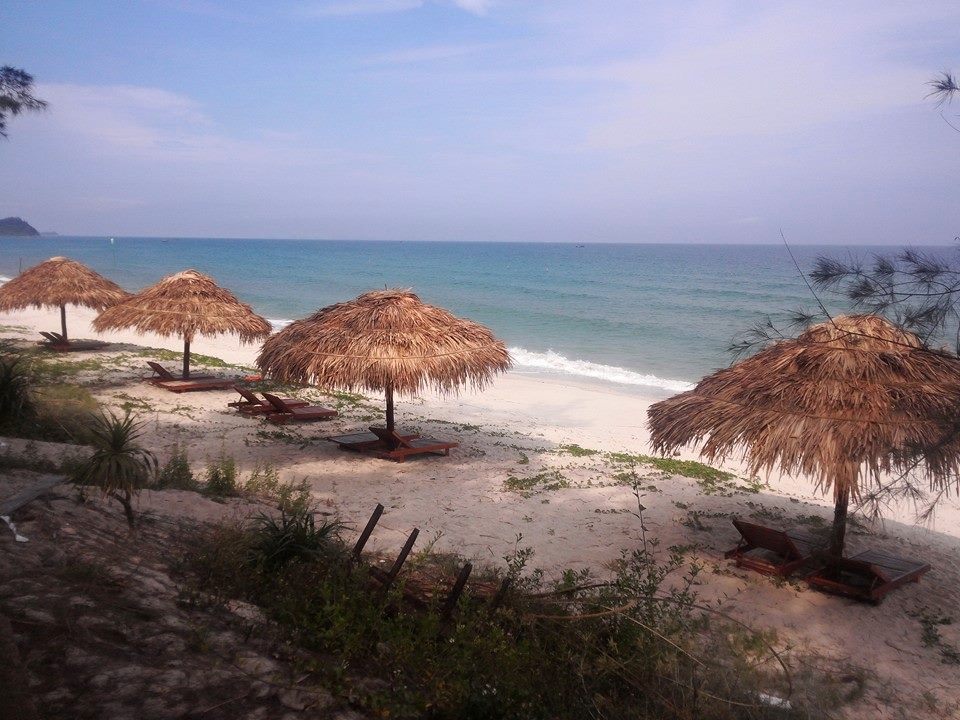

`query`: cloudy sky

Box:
[2,0,958,243]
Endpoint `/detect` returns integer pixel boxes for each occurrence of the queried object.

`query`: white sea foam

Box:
[508,347,694,392]
[0,276,11,285]
[267,317,294,331]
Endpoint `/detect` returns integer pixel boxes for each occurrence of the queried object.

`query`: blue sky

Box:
[2,0,958,243]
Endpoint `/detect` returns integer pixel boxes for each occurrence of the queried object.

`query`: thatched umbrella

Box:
[257,289,511,431]
[648,314,960,557]
[94,269,271,377]
[0,256,128,342]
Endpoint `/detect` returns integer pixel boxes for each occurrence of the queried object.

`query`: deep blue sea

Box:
[0,237,942,392]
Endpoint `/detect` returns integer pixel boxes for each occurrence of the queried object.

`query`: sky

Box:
[1,0,958,243]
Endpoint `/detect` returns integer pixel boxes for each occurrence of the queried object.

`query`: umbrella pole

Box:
[829,486,850,557]
[183,338,191,379]
[60,304,68,343]
[385,385,394,432]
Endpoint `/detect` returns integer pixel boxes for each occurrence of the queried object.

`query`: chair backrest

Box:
[732,519,795,558]
[261,392,290,413]
[233,386,261,404]
[368,426,405,449]
[147,361,174,380]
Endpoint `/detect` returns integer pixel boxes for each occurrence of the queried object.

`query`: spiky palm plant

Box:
[0,351,34,429]
[74,410,157,528]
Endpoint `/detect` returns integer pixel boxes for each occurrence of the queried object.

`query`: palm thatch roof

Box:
[93,269,271,344]
[257,289,511,395]
[649,315,960,554]
[648,315,960,500]
[0,256,128,312]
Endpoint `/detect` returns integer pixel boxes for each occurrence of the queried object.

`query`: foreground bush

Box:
[0,351,34,429]
[182,511,808,720]
[73,410,157,528]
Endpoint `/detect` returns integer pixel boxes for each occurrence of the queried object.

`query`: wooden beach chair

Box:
[806,550,931,604]
[228,386,309,414]
[724,519,819,577]
[37,332,108,352]
[145,361,214,382]
[367,426,458,462]
[154,377,238,393]
[327,431,417,453]
[262,393,337,424]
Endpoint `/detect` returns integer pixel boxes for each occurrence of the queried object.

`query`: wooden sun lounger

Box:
[806,550,931,604]
[262,392,337,424]
[145,361,214,382]
[327,431,418,453]
[39,331,64,344]
[153,377,238,393]
[38,331,108,352]
[724,518,819,577]
[368,426,458,462]
[228,386,308,414]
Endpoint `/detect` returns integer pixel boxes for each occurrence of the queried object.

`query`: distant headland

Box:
[0,217,40,236]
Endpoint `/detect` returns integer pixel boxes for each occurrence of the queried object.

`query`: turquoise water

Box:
[0,237,932,390]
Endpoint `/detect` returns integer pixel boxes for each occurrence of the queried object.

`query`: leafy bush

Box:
[156,444,198,490]
[249,508,343,572]
[182,518,805,720]
[204,453,238,496]
[0,352,34,428]
[72,410,157,528]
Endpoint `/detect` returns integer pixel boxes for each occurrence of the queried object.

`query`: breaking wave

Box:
[508,347,694,392]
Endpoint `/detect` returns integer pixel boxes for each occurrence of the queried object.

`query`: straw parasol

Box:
[93,269,271,377]
[0,256,128,342]
[257,289,511,430]
[648,314,960,556]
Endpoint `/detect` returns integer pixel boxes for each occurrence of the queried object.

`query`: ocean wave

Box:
[508,347,694,392]
[0,276,11,285]
[267,317,294,331]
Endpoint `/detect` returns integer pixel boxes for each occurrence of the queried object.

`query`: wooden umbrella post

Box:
[182,338,191,378]
[829,486,850,557]
[385,385,395,432]
[59,304,68,343]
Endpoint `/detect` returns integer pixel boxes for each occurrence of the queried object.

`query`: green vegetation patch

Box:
[607,451,733,483]
[558,443,599,457]
[503,469,570,495]
[180,514,849,719]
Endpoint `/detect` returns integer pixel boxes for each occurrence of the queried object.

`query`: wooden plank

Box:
[352,503,384,560]
[0,475,63,517]
[387,529,419,584]
[441,563,473,620]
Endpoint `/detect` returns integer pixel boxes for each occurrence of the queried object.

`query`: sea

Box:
[0,237,944,394]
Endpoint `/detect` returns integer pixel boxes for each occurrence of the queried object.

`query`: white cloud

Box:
[361,42,490,66]
[300,0,490,17]
[303,0,423,17]
[451,0,492,14]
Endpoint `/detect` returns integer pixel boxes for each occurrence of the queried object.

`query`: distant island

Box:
[0,217,40,236]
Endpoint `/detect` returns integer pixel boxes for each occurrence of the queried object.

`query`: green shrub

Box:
[0,352,34,428]
[156,445,198,490]
[249,508,343,572]
[182,518,800,720]
[72,410,157,528]
[204,454,238,496]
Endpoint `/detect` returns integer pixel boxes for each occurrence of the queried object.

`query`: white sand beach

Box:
[2,304,960,718]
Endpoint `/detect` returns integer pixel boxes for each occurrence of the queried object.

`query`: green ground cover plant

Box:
[181,505,843,720]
